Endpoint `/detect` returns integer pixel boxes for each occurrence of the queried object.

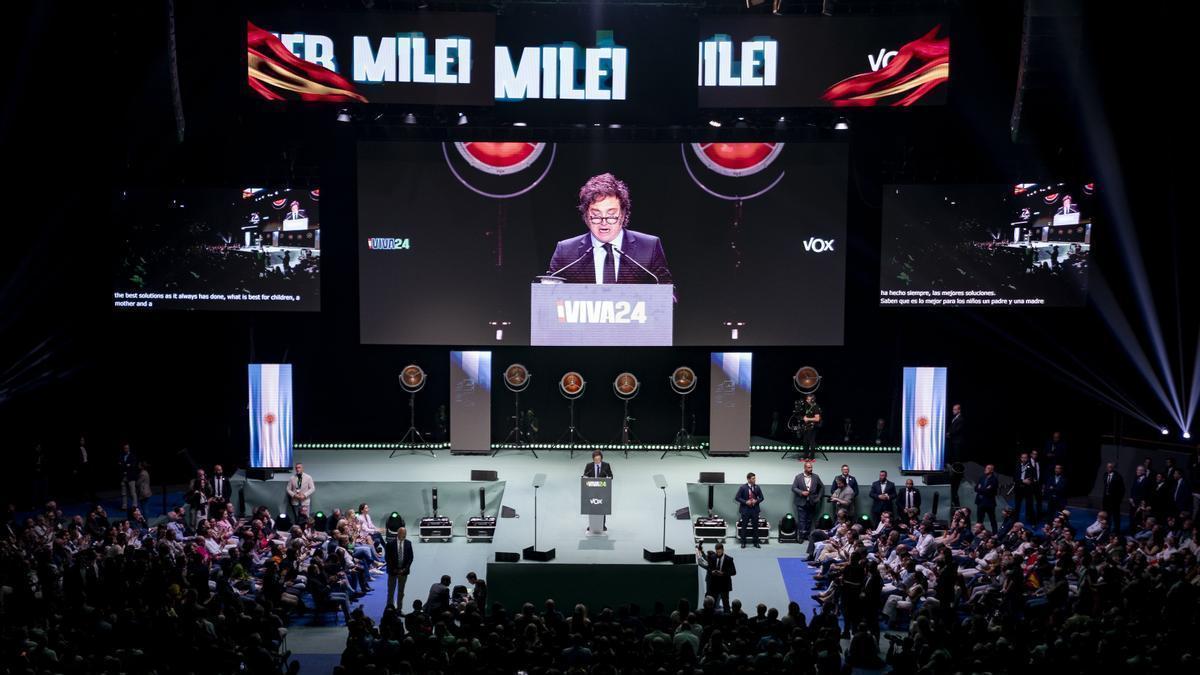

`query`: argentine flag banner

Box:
[901,366,947,472]
[249,363,294,468]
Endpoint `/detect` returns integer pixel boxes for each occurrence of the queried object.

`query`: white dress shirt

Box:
[590,230,624,284]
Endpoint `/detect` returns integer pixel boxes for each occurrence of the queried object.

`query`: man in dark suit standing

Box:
[1100,462,1124,529]
[583,450,613,532]
[839,464,860,497]
[1170,468,1192,518]
[900,479,922,514]
[384,526,414,610]
[210,464,232,510]
[947,404,966,506]
[545,173,673,286]
[1128,464,1150,533]
[869,471,896,524]
[975,464,999,531]
[1043,431,1067,468]
[791,461,823,542]
[735,472,765,549]
[1044,464,1067,518]
[583,450,613,479]
[1013,452,1037,524]
[696,542,736,612]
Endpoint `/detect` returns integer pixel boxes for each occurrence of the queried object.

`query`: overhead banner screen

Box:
[696,16,949,108]
[246,11,948,110]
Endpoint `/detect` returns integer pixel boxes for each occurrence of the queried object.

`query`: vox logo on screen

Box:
[802,237,836,253]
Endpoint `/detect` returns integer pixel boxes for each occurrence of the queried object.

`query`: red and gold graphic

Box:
[691,142,783,177]
[455,142,546,175]
[247,21,368,103]
[822,26,949,107]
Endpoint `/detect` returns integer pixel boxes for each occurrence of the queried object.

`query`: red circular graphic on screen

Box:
[264,413,276,425]
[691,143,783,177]
[1043,192,1059,204]
[918,417,928,428]
[455,142,546,175]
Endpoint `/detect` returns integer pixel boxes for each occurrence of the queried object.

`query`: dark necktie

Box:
[602,243,616,284]
[595,464,600,476]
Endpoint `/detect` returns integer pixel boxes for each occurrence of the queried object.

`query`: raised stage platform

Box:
[233,447,955,613]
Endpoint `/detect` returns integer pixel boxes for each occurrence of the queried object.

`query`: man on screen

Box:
[545,173,673,285]
[283,200,308,221]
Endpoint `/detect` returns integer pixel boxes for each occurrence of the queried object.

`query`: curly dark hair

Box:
[577,173,631,227]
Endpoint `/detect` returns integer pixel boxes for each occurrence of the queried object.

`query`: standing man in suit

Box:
[976,464,999,531]
[1128,464,1150,533]
[1170,468,1192,518]
[118,443,139,513]
[839,464,860,498]
[545,173,673,286]
[1043,431,1067,468]
[210,464,232,513]
[735,472,765,549]
[900,479,922,515]
[583,450,613,532]
[1044,464,1067,518]
[696,542,736,612]
[384,526,414,611]
[1013,452,1037,524]
[869,471,897,524]
[1100,462,1124,529]
[947,404,966,507]
[791,461,823,543]
[286,462,316,521]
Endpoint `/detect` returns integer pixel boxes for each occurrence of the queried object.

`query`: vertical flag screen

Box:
[901,366,947,472]
[249,363,294,468]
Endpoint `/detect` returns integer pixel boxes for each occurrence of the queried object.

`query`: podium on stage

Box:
[581,476,612,535]
[531,283,674,346]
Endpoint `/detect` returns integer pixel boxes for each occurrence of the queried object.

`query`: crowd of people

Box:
[4,446,1199,674]
[117,242,319,301]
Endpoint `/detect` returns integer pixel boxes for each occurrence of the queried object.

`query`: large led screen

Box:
[359,142,847,346]
[881,182,1094,307]
[114,187,321,311]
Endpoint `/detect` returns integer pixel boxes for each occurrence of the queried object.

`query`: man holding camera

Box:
[696,542,736,612]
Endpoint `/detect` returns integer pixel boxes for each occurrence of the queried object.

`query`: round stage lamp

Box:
[400,364,427,393]
[559,371,586,399]
[312,511,327,532]
[778,513,797,536]
[386,512,404,533]
[613,372,640,400]
[669,366,697,395]
[275,513,292,532]
[816,513,833,529]
[793,366,822,394]
[503,363,531,392]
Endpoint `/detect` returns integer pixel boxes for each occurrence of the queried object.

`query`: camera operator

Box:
[696,541,736,612]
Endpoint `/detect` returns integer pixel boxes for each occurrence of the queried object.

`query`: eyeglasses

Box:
[587,215,621,225]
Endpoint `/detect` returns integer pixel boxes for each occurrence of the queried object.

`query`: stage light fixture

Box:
[313,511,327,531]
[275,513,291,532]
[513,121,527,127]
[859,514,872,524]
[336,109,352,123]
[403,113,417,125]
[1161,426,1170,435]
[1184,431,1192,439]
[456,112,468,125]
[793,366,822,394]
[708,119,722,128]
[613,372,641,400]
[834,118,849,130]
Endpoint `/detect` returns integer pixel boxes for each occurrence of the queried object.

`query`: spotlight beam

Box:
[1090,274,1186,429]
[1186,337,1200,430]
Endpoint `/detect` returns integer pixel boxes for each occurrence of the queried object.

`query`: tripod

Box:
[617,398,637,457]
[391,392,436,457]
[663,393,706,459]
[496,392,537,458]
[557,398,588,458]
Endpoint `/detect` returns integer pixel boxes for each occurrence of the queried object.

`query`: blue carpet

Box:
[777,557,819,616]
[294,653,341,674]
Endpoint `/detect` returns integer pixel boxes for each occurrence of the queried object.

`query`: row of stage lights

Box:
[295,441,901,451]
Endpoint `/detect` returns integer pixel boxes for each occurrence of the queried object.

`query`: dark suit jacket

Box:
[1101,472,1125,503]
[735,484,765,516]
[699,551,736,592]
[975,474,998,508]
[210,476,232,502]
[426,582,450,616]
[1129,474,1150,505]
[385,538,414,575]
[791,472,824,506]
[583,461,614,478]
[899,487,922,512]
[869,480,897,514]
[948,414,966,458]
[1173,479,1192,513]
[1044,474,1067,504]
[546,229,673,285]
